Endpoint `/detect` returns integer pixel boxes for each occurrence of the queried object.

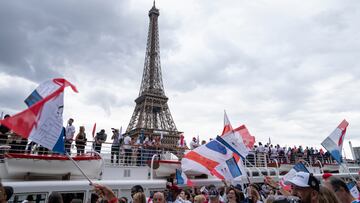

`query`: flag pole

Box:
[65,152,94,185]
[340,163,357,182]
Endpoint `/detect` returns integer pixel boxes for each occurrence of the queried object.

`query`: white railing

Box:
[0,136,338,167]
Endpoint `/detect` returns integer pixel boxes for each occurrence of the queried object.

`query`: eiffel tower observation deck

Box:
[126,2,181,147]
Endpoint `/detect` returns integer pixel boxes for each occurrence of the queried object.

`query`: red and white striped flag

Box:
[221,110,233,136]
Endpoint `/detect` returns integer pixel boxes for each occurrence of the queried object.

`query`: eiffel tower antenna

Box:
[126,3,180,147]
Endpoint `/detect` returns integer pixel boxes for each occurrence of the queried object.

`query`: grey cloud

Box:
[0,0,166,83]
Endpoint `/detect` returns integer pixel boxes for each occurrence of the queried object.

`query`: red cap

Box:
[322,173,333,180]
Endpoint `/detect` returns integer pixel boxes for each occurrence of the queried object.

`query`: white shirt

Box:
[144,137,151,145]
[65,125,75,140]
[271,147,277,155]
[190,140,198,150]
[257,145,265,153]
[123,135,132,149]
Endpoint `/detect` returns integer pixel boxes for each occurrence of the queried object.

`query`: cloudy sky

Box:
[1,0,360,157]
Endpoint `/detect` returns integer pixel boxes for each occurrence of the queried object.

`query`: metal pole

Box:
[340,163,357,182]
[273,158,280,179]
[150,154,158,180]
[315,160,324,174]
[65,152,93,185]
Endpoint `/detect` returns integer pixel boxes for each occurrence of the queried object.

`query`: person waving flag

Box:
[0,78,78,154]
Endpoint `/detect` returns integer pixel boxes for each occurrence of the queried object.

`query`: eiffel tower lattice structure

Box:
[126,2,181,147]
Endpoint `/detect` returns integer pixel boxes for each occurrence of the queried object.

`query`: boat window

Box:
[9,193,47,203]
[59,191,85,203]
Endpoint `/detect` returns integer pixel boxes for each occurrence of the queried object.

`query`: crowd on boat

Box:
[2,169,359,203]
[0,116,337,167]
[188,138,336,166]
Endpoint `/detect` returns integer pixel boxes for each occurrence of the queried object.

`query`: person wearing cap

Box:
[324,176,360,203]
[208,187,224,203]
[284,171,320,203]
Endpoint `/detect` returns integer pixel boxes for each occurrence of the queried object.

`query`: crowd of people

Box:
[1,116,360,203]
[2,170,358,203]
[1,171,360,203]
[0,116,339,168]
[251,142,335,165]
[0,117,168,166]
[79,173,360,203]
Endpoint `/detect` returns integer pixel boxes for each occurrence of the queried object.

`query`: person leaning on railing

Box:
[64,118,75,154]
[75,126,87,155]
[123,134,132,165]
[111,128,120,164]
[94,129,107,154]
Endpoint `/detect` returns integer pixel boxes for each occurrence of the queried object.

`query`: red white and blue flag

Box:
[0,78,78,154]
[347,181,360,200]
[176,169,193,186]
[321,119,349,163]
[217,112,255,158]
[213,157,243,181]
[182,139,235,176]
[181,112,249,180]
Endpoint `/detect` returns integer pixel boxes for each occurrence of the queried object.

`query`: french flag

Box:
[0,78,78,154]
[176,169,193,186]
[321,120,349,163]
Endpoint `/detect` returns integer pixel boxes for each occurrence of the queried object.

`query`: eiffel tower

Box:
[126,2,180,147]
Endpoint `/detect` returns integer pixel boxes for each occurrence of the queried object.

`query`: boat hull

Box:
[4,153,104,179]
